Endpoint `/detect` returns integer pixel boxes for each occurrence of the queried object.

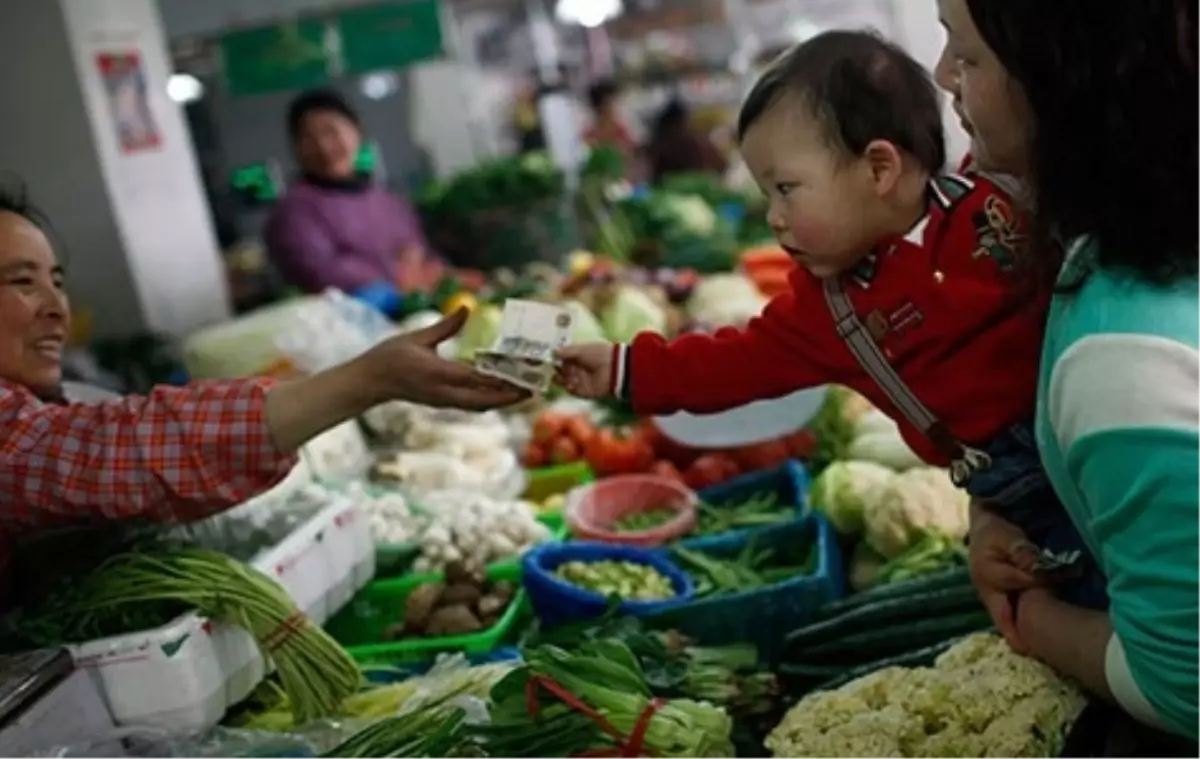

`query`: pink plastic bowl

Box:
[565,474,699,547]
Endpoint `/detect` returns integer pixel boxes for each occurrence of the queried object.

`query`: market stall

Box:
[0,151,1095,759]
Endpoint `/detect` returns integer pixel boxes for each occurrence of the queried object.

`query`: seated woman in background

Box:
[265,89,442,296]
[646,99,728,185]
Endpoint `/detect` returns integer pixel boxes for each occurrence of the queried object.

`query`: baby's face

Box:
[741,101,886,278]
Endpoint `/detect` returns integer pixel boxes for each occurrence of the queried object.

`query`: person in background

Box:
[265,89,443,298]
[0,182,525,592]
[583,79,638,172]
[646,99,728,184]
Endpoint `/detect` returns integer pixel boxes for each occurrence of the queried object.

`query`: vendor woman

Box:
[265,89,443,295]
[0,183,525,578]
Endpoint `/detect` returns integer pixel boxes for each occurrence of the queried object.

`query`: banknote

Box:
[472,299,573,392]
[474,350,558,393]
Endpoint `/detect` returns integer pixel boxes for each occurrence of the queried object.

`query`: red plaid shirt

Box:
[0,377,296,574]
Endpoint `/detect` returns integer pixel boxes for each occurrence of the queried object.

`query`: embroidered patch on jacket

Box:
[886,301,924,340]
[970,194,1023,270]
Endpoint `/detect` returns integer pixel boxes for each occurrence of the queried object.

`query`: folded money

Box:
[474,350,557,393]
[471,299,573,394]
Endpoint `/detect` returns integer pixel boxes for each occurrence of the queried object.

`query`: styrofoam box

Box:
[301,420,373,485]
[68,486,373,732]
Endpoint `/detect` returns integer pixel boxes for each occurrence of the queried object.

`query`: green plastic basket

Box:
[325,563,529,666]
[522,461,596,508]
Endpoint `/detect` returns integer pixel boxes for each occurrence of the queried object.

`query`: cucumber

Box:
[815,566,972,620]
[809,633,990,693]
[794,610,993,665]
[777,661,850,688]
[784,584,981,655]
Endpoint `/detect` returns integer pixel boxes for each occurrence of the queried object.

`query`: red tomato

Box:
[522,442,548,469]
[733,440,791,472]
[586,429,656,476]
[650,460,685,484]
[532,412,570,445]
[684,453,740,490]
[563,416,596,447]
[549,436,582,464]
[785,429,818,459]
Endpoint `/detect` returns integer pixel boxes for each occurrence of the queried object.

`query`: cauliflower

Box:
[767,634,1087,758]
[864,467,969,558]
[808,460,895,536]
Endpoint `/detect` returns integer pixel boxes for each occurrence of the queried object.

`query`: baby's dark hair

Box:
[737,30,946,172]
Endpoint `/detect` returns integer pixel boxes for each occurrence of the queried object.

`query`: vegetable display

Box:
[5,548,361,725]
[386,563,518,639]
[480,638,735,756]
[673,540,815,598]
[555,560,677,601]
[780,567,992,694]
[411,491,552,574]
[767,633,1087,757]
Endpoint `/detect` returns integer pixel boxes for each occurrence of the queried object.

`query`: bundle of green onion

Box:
[322,706,468,758]
[20,547,361,725]
[476,639,734,757]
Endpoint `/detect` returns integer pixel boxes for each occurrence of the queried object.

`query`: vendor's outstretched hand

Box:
[362,308,529,410]
[555,342,617,399]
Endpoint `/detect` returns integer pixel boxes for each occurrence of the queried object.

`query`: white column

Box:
[0,0,231,339]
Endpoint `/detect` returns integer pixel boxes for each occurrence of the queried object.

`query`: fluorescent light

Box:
[166,73,204,104]
[556,0,621,28]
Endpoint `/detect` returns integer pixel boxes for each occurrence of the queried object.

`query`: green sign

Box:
[220,20,331,97]
[337,0,444,75]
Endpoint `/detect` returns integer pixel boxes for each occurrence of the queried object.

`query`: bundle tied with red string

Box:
[9,547,362,726]
[477,639,733,757]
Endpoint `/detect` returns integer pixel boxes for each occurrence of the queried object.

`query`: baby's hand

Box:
[555,342,617,399]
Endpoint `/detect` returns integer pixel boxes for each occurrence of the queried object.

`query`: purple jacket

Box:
[264,178,431,294]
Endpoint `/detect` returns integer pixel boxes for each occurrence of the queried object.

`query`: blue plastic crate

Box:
[680,460,811,552]
[522,542,695,628]
[646,513,845,665]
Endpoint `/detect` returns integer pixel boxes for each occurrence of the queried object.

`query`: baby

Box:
[557,30,1106,610]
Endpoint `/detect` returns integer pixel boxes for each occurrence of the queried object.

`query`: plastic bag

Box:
[28,725,320,758]
[274,289,398,376]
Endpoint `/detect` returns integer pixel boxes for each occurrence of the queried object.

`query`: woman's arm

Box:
[1044,332,1199,739]
[0,377,297,529]
[0,310,525,533]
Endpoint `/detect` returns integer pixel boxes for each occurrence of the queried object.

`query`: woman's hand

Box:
[968,504,1043,652]
[266,309,527,452]
[358,309,528,410]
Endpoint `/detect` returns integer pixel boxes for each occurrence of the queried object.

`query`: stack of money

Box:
[474,299,573,393]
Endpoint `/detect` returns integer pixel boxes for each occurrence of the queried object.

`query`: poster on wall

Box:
[95,51,162,154]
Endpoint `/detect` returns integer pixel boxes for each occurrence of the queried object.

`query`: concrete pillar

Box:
[0,0,231,339]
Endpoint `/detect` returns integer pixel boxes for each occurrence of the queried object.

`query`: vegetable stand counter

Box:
[48,478,373,733]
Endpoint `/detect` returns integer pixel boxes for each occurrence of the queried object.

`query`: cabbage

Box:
[686,273,768,327]
[455,304,503,361]
[808,460,895,536]
[560,300,606,343]
[599,286,668,343]
[847,411,925,470]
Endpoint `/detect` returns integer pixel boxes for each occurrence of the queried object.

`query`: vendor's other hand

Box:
[361,308,529,410]
[555,342,616,399]
[968,508,1041,654]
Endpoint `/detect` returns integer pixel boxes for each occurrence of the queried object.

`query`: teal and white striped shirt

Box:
[1036,236,1199,738]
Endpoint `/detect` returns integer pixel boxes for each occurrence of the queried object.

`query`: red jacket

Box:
[618,174,1045,466]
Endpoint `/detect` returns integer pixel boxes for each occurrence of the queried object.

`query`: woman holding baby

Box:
[936,0,1197,747]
